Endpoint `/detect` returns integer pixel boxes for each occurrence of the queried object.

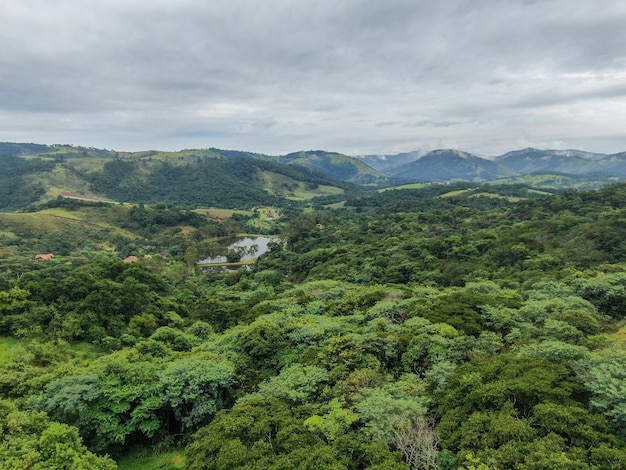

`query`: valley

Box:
[1,143,626,469]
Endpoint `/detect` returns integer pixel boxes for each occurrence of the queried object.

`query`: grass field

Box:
[0,338,102,366]
[256,170,344,200]
[0,208,138,240]
[378,182,429,192]
[0,337,23,366]
[488,174,622,190]
[324,201,347,209]
[439,189,474,198]
[285,183,344,201]
[0,212,73,233]
[195,208,252,219]
[116,449,186,470]
[194,207,282,232]
[611,326,626,346]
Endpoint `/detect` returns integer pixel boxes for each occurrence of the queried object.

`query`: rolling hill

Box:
[2,142,626,212]
[0,145,359,211]
[274,150,390,185]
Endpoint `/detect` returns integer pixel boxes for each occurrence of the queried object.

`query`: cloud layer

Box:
[1,0,625,155]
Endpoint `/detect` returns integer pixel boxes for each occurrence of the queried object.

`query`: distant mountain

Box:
[545,149,608,161]
[493,148,626,177]
[495,148,600,175]
[598,152,626,177]
[2,142,625,208]
[356,150,426,172]
[0,142,54,156]
[388,149,516,182]
[274,150,390,185]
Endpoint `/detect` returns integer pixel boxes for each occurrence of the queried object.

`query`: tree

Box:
[185,397,318,469]
[0,286,33,335]
[0,400,116,469]
[37,350,166,452]
[225,249,242,263]
[575,346,626,436]
[304,398,359,442]
[355,387,428,443]
[252,364,330,405]
[389,416,439,470]
[161,357,235,431]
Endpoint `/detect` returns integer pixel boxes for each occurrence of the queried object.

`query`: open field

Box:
[116,449,186,470]
[194,208,252,219]
[0,337,23,366]
[378,182,429,192]
[256,169,344,200]
[285,183,344,200]
[0,208,138,239]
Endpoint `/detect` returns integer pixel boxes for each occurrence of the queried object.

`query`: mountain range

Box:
[359,147,626,181]
[1,142,625,211]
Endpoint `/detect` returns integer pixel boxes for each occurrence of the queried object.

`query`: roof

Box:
[59,192,100,202]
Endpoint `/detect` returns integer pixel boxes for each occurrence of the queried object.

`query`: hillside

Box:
[495,148,603,175]
[388,149,516,182]
[0,147,358,211]
[357,150,427,172]
[359,147,626,186]
[2,142,626,213]
[275,150,390,185]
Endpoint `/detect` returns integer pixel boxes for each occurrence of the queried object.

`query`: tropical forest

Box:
[1,144,626,469]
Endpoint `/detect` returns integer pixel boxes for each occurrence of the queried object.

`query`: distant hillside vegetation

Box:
[0,155,56,210]
[0,145,358,210]
[2,142,626,211]
[388,149,516,182]
[275,150,390,185]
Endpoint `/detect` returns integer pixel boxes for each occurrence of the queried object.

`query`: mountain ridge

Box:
[1,142,625,200]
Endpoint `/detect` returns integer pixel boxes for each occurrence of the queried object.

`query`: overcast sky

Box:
[1,0,626,156]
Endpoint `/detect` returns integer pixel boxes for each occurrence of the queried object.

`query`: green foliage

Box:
[160,357,235,431]
[0,399,116,469]
[251,364,330,404]
[0,286,33,335]
[575,346,626,436]
[572,273,626,318]
[36,349,166,452]
[304,398,359,442]
[85,157,326,209]
[116,448,185,470]
[150,327,201,352]
[185,397,318,469]
[3,180,626,469]
[437,352,626,468]
[0,155,54,210]
[354,385,428,442]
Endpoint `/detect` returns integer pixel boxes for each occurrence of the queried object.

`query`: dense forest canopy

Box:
[1,178,626,469]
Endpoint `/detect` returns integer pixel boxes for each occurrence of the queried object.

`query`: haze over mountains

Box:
[358,147,626,181]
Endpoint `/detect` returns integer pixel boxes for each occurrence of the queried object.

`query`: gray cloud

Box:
[1,0,625,155]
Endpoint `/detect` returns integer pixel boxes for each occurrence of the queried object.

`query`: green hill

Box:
[0,146,357,211]
[275,150,390,185]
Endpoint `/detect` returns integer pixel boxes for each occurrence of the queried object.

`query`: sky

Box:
[1,0,626,157]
